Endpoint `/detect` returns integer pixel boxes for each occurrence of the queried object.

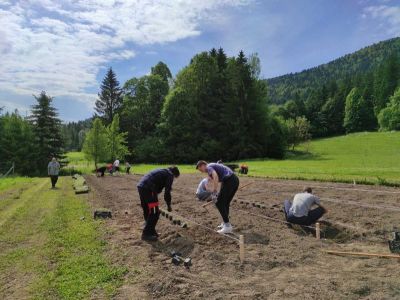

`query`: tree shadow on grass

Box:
[284,150,328,161]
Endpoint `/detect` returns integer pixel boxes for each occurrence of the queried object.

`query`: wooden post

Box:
[239,234,245,264]
[323,250,400,259]
[316,222,321,239]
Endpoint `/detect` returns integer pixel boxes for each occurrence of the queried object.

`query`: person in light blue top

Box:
[196,178,212,201]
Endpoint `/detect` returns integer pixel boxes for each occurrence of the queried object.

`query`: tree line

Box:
[88,49,288,165]
[273,53,400,137]
[0,92,64,176]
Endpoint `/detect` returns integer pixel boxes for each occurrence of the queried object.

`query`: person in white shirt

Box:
[113,159,120,173]
[196,178,212,201]
[283,187,327,226]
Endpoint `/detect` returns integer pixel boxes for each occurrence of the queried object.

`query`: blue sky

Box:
[0,0,399,122]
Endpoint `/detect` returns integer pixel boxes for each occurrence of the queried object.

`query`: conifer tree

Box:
[95,67,123,125]
[29,91,64,171]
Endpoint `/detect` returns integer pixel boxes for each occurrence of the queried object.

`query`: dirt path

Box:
[86,174,400,299]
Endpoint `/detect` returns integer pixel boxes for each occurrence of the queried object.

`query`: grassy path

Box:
[0,177,127,299]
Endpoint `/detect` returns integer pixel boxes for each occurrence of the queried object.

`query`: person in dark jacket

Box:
[137,166,180,241]
[96,166,107,177]
[48,157,60,188]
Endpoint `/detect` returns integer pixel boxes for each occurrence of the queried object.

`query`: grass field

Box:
[66,132,400,185]
[0,177,127,299]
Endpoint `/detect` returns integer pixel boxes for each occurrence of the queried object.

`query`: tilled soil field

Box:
[85,174,400,299]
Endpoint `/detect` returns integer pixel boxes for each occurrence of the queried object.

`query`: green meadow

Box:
[0,177,127,299]
[66,131,400,185]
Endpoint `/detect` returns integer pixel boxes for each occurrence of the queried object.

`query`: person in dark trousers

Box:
[137,166,180,241]
[96,166,107,177]
[283,187,327,226]
[196,160,239,234]
[126,162,131,174]
[48,157,60,189]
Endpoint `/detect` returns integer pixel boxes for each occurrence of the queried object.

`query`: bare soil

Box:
[85,174,400,300]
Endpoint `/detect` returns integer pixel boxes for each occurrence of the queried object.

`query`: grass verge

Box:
[0,177,127,299]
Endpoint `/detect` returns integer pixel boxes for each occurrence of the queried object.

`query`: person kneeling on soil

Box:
[196,178,212,201]
[196,160,239,234]
[283,187,327,226]
[137,166,180,241]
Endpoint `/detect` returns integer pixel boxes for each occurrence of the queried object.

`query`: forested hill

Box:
[267,37,400,104]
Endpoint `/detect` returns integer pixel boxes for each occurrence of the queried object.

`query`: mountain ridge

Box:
[266,37,400,104]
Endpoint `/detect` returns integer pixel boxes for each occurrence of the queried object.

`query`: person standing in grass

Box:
[137,166,180,241]
[125,162,131,174]
[196,160,239,234]
[48,157,60,189]
[283,187,327,226]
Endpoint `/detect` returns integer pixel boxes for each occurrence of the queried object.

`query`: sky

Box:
[0,0,399,122]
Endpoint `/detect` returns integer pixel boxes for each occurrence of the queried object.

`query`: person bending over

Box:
[96,166,107,177]
[196,160,239,234]
[113,159,120,174]
[196,178,212,201]
[137,166,180,241]
[48,157,60,189]
[283,187,327,226]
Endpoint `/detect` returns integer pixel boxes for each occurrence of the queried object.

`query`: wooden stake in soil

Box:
[323,250,400,259]
[316,222,321,239]
[239,234,245,264]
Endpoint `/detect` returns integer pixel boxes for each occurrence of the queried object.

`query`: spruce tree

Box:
[29,91,64,172]
[95,67,123,125]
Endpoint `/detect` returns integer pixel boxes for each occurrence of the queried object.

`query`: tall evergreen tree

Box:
[95,67,123,125]
[160,49,284,162]
[29,91,64,171]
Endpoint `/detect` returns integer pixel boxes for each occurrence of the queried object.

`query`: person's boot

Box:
[141,233,158,241]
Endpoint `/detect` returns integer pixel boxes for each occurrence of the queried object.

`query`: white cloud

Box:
[364,4,400,36]
[0,0,251,107]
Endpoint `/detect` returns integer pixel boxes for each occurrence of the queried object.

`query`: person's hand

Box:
[167,205,172,212]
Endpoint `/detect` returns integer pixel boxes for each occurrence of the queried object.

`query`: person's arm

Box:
[164,176,173,211]
[314,195,328,213]
[48,163,51,175]
[209,170,219,193]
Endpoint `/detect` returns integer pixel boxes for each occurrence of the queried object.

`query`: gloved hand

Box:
[211,192,218,204]
[167,205,172,212]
